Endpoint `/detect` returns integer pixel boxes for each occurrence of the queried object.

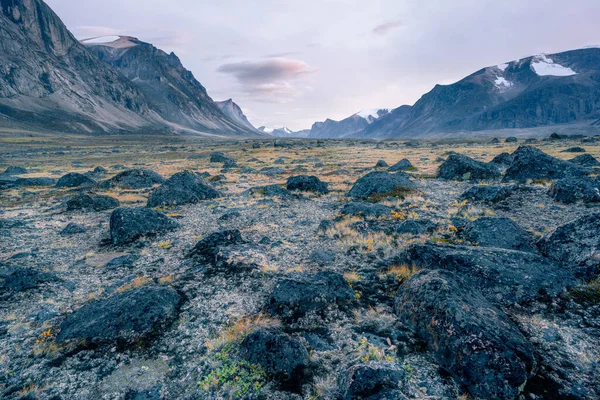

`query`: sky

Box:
[47,0,600,131]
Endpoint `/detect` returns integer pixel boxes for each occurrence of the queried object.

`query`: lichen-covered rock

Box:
[388,159,414,172]
[460,185,511,203]
[504,146,589,182]
[239,330,310,391]
[395,270,535,400]
[56,172,97,188]
[66,193,120,211]
[1,267,59,294]
[109,207,179,245]
[286,175,329,194]
[60,222,87,236]
[146,170,222,207]
[341,202,392,218]
[375,160,389,168]
[437,154,501,181]
[56,285,181,345]
[209,152,234,163]
[268,272,355,320]
[489,152,513,167]
[548,178,600,204]
[100,169,165,189]
[569,153,600,167]
[339,362,407,400]
[348,172,417,200]
[396,242,577,305]
[463,217,537,252]
[4,166,28,175]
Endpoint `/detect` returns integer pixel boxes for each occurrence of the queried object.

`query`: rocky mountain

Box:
[363,48,600,138]
[308,109,389,138]
[258,126,310,138]
[0,0,259,136]
[214,99,257,131]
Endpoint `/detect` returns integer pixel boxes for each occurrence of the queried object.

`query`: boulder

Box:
[490,138,500,144]
[213,244,268,272]
[1,267,59,294]
[489,152,513,167]
[395,270,535,400]
[109,207,179,245]
[189,230,246,261]
[339,362,406,400]
[4,166,27,175]
[505,136,518,143]
[437,154,501,181]
[209,152,234,163]
[66,193,120,211]
[569,153,600,167]
[388,159,414,172]
[463,217,537,252]
[561,147,586,153]
[503,146,589,182]
[55,173,97,188]
[548,178,600,204]
[100,169,165,189]
[247,185,294,198]
[309,249,337,265]
[341,202,392,218]
[147,170,222,207]
[240,330,310,391]
[105,254,138,270]
[460,185,510,203]
[56,285,181,345]
[396,242,577,305]
[13,177,56,187]
[348,172,417,200]
[375,160,389,168]
[268,272,355,320]
[537,213,600,268]
[60,222,87,236]
[286,175,329,194]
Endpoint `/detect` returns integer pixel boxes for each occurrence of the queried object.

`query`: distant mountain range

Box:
[258,126,310,138]
[0,0,260,136]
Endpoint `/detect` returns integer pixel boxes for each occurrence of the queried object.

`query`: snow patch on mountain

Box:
[497,63,509,72]
[494,76,513,91]
[531,54,577,77]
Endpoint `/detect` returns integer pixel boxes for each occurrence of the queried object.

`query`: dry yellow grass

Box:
[116,275,152,293]
[206,314,281,351]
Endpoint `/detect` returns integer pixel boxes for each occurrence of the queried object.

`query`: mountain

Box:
[363,48,600,138]
[258,126,310,138]
[84,36,258,136]
[0,0,259,136]
[214,99,257,131]
[307,109,389,138]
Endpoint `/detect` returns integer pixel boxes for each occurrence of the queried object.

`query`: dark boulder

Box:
[105,254,138,270]
[505,136,518,143]
[4,166,27,175]
[286,175,329,194]
[92,166,109,174]
[240,330,310,391]
[248,184,294,198]
[13,177,56,187]
[460,185,510,203]
[348,172,417,200]
[396,242,577,306]
[209,152,234,163]
[60,222,87,236]
[388,159,414,172]
[375,160,389,168]
[537,213,600,268]
[339,362,406,400]
[489,152,513,167]
[56,285,181,345]
[437,154,501,181]
[463,217,537,252]
[100,169,165,189]
[309,249,337,265]
[213,244,268,271]
[1,267,59,294]
[569,153,600,167]
[561,147,585,153]
[490,138,500,144]
[341,202,392,218]
[0,218,26,229]
[395,270,535,400]
[268,272,355,320]
[66,193,120,211]
[147,170,222,207]
[110,208,179,245]
[548,178,600,204]
[503,146,589,182]
[55,173,97,188]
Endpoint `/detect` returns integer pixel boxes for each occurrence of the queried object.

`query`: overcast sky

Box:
[47,0,600,131]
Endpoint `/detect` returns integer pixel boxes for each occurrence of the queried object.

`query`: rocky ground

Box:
[0,135,599,400]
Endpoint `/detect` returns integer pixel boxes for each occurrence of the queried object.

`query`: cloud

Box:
[218,58,313,84]
[73,25,120,39]
[372,20,403,35]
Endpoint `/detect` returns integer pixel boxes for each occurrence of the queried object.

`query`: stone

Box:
[100,169,165,189]
[286,175,329,194]
[503,146,589,182]
[55,173,97,188]
[146,170,222,207]
[109,207,179,245]
[437,154,501,181]
[348,172,417,200]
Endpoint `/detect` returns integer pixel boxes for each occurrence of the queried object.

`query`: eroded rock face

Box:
[268,272,355,320]
[146,170,222,207]
[239,330,310,391]
[56,285,181,345]
[109,207,179,245]
[537,213,600,269]
[437,154,501,181]
[503,146,589,182]
[348,171,417,200]
[395,270,535,400]
[463,217,537,252]
[286,175,329,194]
[100,169,165,189]
[396,243,577,306]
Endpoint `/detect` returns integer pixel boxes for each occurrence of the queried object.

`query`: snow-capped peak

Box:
[497,63,509,72]
[80,36,138,49]
[530,54,577,77]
